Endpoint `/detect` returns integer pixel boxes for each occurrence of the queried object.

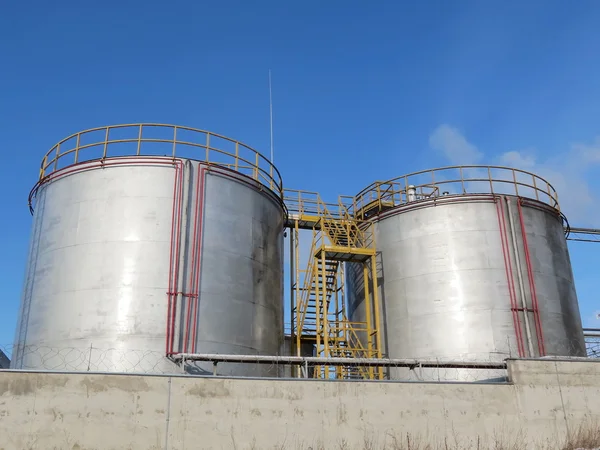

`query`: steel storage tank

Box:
[11,124,285,376]
[347,166,587,381]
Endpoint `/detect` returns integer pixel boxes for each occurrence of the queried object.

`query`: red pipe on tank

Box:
[496,197,526,357]
[517,199,546,356]
[172,162,185,354]
[191,166,207,353]
[183,179,197,353]
[176,164,281,355]
[186,165,277,354]
[183,165,208,354]
[166,160,184,355]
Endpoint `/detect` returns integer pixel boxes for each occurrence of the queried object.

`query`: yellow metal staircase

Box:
[285,190,384,380]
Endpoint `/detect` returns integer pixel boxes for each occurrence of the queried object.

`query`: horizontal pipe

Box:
[569,227,600,235]
[566,227,600,243]
[169,353,507,369]
[584,328,600,337]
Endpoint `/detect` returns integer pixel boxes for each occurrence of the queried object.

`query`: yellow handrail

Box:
[353,165,560,216]
[38,124,283,198]
[296,229,319,335]
[286,167,558,226]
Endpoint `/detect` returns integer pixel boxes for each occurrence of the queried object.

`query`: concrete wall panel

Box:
[0,359,599,449]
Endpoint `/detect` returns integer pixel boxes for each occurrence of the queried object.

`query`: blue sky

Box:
[1,1,599,348]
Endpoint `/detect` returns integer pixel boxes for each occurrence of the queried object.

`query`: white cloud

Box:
[429,124,483,164]
[429,125,600,225]
[498,143,600,225]
[583,311,600,328]
[500,150,536,169]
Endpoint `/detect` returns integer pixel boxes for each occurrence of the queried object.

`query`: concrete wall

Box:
[0,359,599,450]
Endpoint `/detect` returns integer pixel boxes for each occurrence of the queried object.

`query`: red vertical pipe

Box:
[177,165,271,354]
[184,166,203,352]
[170,161,184,354]
[184,165,207,354]
[166,160,183,355]
[517,200,546,356]
[165,163,177,354]
[496,197,525,357]
[191,166,207,353]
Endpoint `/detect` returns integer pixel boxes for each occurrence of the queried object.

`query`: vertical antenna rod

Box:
[269,69,274,164]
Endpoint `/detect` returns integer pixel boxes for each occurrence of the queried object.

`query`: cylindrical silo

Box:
[347,166,586,381]
[12,124,285,376]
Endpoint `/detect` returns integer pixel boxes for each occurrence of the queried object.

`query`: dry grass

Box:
[256,421,600,449]
[562,420,600,450]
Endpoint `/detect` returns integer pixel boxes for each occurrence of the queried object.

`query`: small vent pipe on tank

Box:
[407,185,417,202]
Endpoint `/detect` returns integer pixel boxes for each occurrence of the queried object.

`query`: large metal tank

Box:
[347,166,586,381]
[11,124,285,376]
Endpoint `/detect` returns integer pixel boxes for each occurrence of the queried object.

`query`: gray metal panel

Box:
[187,165,284,376]
[12,157,284,376]
[0,350,9,369]
[347,195,586,381]
[517,202,586,356]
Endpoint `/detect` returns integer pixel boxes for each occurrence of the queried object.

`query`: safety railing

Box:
[295,228,320,336]
[350,166,560,220]
[283,189,375,249]
[37,123,283,198]
[320,218,375,250]
[283,189,343,219]
[340,321,373,379]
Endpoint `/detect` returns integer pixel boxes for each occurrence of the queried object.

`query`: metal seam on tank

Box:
[191,165,207,354]
[166,160,185,355]
[183,165,200,353]
[174,160,186,353]
[517,199,546,356]
[505,196,535,358]
[496,196,525,357]
[173,160,192,356]
[186,164,207,353]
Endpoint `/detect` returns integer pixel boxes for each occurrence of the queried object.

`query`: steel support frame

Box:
[288,213,384,380]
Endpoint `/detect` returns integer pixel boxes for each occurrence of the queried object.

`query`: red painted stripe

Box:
[191,167,207,353]
[167,161,184,355]
[517,200,546,356]
[496,197,525,357]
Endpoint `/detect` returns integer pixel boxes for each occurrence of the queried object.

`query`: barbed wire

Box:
[1,341,597,382]
[3,344,174,374]
[586,335,600,358]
